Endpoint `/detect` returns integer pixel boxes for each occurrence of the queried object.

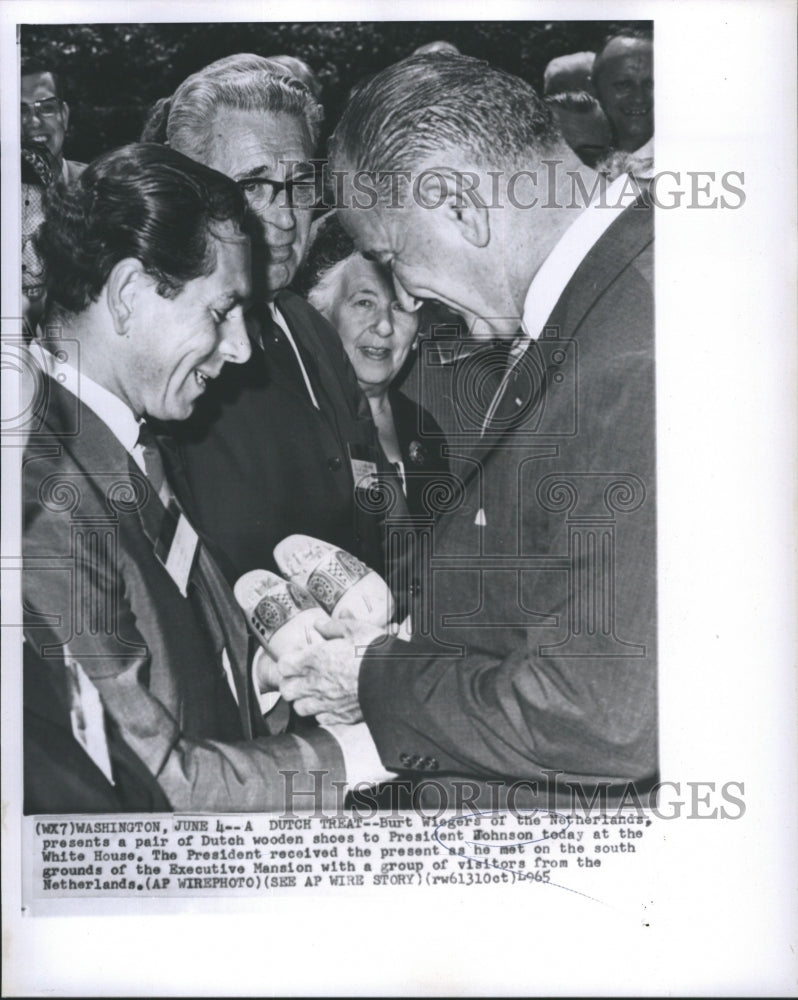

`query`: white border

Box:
[3,1,797,995]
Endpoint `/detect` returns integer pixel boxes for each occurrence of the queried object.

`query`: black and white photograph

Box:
[2,1,795,996]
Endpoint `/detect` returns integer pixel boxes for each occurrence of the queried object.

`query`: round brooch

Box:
[408,440,427,465]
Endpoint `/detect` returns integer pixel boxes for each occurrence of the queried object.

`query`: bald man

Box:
[593,33,653,153]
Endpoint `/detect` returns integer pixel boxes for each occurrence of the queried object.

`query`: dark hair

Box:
[293,212,357,300]
[140,96,172,143]
[21,58,64,101]
[329,53,561,198]
[22,142,59,187]
[37,142,247,316]
[545,90,603,115]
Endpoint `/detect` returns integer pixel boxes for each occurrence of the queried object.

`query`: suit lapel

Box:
[545,198,653,342]
[440,200,654,515]
[41,376,254,738]
[276,290,371,425]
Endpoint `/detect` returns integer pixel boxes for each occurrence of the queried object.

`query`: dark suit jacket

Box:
[171,290,387,582]
[23,375,345,812]
[389,387,450,521]
[359,202,657,804]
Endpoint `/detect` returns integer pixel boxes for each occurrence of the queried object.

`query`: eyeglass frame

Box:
[236,174,319,211]
[20,96,64,124]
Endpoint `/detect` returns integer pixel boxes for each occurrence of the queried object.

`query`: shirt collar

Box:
[521,172,633,342]
[422,173,635,365]
[31,341,142,456]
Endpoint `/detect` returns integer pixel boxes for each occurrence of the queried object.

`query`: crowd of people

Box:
[19,29,656,814]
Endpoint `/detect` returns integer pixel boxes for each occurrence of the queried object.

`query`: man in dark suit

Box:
[22,144,361,813]
[277,54,657,808]
[159,57,387,583]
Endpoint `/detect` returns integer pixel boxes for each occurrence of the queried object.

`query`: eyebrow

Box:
[236,165,274,181]
[236,162,315,182]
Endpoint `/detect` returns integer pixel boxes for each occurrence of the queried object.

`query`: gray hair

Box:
[166,53,324,160]
[542,51,596,96]
[329,53,561,197]
[545,90,603,115]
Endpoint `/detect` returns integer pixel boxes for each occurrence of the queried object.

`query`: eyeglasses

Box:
[237,176,318,210]
[21,97,62,123]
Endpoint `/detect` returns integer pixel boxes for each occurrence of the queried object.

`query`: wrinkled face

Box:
[339,198,519,341]
[21,72,69,163]
[594,38,654,151]
[325,254,419,396]
[121,224,252,421]
[204,109,315,299]
[551,106,613,168]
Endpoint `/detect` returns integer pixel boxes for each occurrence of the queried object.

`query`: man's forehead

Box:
[600,38,653,72]
[204,228,251,295]
[21,72,58,98]
[208,108,312,177]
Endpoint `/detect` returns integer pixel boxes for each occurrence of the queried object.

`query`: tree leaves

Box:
[21,20,648,163]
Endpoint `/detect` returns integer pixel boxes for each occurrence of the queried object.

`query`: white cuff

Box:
[251,646,282,716]
[322,721,396,790]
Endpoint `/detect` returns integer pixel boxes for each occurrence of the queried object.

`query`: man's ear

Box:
[60,101,70,132]
[106,258,146,336]
[416,170,490,249]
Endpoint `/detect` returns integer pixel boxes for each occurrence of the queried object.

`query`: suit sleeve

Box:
[23,495,345,813]
[359,571,656,786]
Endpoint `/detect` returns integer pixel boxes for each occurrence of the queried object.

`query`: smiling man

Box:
[593,31,654,155]
[277,53,657,809]
[22,143,354,813]
[21,58,85,183]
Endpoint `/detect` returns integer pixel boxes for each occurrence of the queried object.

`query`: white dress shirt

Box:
[481,172,635,435]
[268,302,321,410]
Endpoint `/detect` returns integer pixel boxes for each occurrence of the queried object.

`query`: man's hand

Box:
[275,618,382,725]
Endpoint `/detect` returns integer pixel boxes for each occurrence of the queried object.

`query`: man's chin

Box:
[264,260,296,297]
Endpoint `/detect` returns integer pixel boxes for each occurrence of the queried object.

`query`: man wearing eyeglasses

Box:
[21,59,85,183]
[156,56,392,595]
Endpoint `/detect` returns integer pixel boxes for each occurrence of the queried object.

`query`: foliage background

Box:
[21,20,650,164]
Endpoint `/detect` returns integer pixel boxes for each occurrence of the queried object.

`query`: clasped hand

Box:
[275,618,383,725]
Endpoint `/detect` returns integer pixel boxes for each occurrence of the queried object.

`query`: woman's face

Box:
[327,255,419,396]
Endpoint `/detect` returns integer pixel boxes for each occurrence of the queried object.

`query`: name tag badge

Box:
[348,443,379,491]
[161,509,199,597]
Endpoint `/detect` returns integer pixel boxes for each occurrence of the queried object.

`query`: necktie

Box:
[479,339,518,435]
[133,423,249,737]
[136,421,173,507]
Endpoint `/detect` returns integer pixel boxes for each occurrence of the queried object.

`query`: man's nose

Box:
[392,276,422,314]
[264,197,297,232]
[21,108,39,130]
[218,311,252,365]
